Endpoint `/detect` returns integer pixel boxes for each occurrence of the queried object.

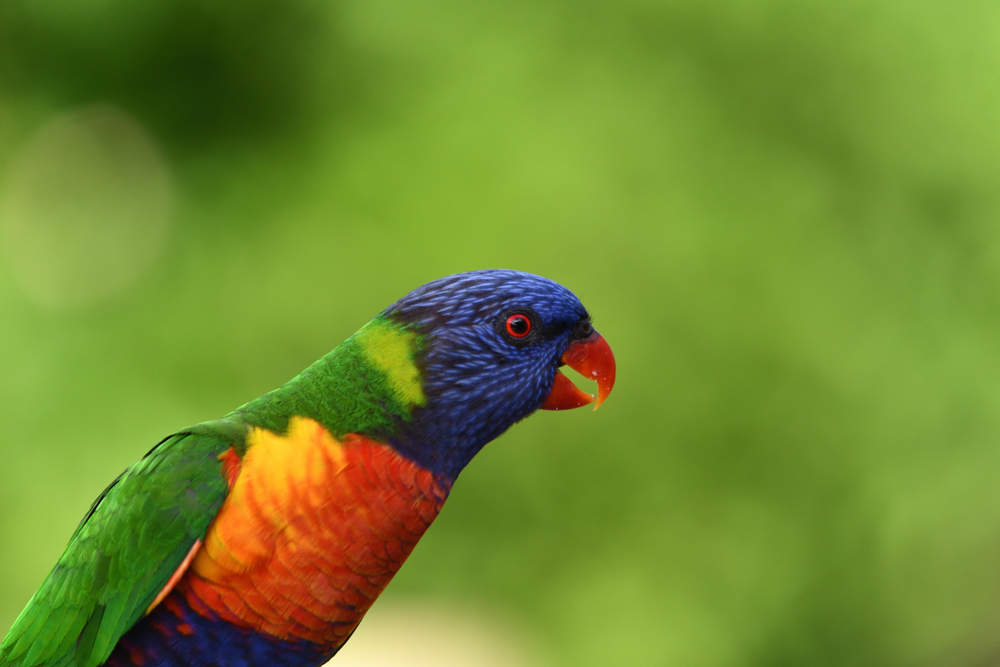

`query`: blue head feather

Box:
[383,269,591,481]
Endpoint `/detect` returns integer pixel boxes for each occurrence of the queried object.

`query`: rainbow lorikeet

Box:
[0,270,615,667]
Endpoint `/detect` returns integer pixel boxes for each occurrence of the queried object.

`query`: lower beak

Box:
[540,332,616,411]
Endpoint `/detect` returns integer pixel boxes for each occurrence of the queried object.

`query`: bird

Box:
[0,269,616,667]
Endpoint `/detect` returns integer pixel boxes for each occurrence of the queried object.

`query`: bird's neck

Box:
[231,317,426,450]
[231,316,540,483]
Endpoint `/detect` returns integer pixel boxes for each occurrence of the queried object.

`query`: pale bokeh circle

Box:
[0,105,172,309]
[331,602,543,667]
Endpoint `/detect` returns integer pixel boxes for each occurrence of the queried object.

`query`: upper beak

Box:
[540,331,616,411]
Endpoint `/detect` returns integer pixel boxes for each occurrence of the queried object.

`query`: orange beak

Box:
[540,332,616,411]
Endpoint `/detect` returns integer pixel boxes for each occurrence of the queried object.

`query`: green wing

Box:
[0,420,246,667]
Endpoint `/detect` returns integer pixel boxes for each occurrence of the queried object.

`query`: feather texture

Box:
[0,270,611,667]
[0,421,245,667]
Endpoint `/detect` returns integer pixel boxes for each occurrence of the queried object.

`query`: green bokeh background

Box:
[3,1,1000,665]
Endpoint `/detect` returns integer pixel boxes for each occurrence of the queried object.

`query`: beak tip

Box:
[593,388,610,411]
[542,331,616,413]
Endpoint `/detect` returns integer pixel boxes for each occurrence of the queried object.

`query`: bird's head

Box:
[377,269,616,480]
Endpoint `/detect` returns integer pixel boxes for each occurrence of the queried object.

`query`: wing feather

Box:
[0,419,246,667]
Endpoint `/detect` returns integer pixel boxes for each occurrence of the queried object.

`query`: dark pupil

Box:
[510,316,529,335]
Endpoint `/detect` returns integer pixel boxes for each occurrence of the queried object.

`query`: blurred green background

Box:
[3,1,1000,665]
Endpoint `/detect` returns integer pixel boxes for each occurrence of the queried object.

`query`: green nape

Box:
[232,315,425,438]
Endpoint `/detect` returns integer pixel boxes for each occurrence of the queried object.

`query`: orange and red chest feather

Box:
[172,417,448,650]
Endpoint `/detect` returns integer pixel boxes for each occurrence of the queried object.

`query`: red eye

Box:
[505,314,531,338]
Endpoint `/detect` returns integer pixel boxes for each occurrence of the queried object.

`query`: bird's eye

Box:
[505,314,531,338]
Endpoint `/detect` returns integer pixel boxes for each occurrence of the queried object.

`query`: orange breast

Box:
[178,417,448,649]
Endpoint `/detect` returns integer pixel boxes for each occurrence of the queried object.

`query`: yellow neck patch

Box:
[355,320,425,408]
